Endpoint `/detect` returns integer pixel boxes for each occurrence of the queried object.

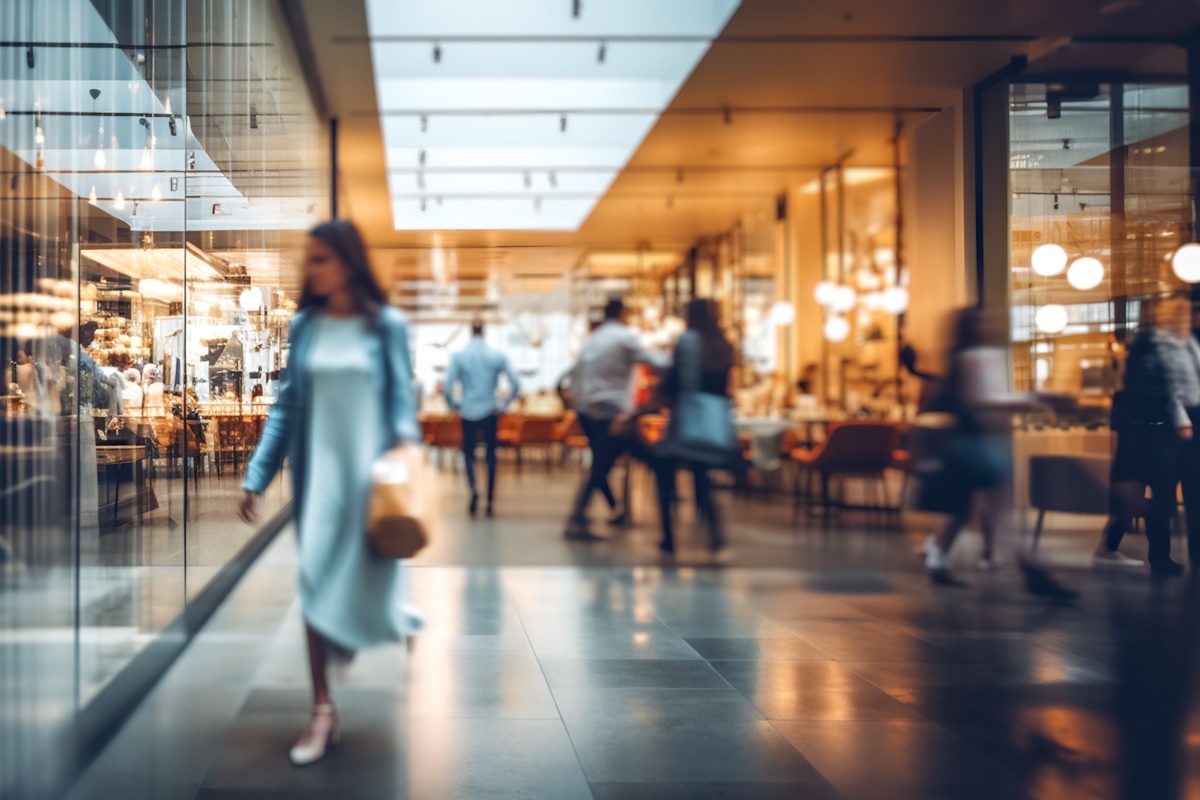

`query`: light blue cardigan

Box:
[242,306,421,510]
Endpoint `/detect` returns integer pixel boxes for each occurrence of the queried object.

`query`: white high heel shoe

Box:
[289,703,340,766]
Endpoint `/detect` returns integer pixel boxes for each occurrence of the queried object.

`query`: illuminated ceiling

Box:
[364,0,741,231]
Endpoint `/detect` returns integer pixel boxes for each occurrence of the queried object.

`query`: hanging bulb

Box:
[151,183,162,201]
[34,124,44,145]
[113,190,125,210]
[140,145,154,171]
[88,185,97,204]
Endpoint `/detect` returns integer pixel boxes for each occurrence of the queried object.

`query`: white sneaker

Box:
[925,543,948,570]
[976,556,1004,572]
[1093,549,1145,569]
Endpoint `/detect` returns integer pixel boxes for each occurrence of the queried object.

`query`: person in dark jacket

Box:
[1099,294,1197,575]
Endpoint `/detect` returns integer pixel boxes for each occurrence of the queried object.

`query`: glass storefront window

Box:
[1,1,328,793]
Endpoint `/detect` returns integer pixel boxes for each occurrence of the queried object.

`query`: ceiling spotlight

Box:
[26,46,34,69]
[417,172,426,190]
[433,42,442,63]
[421,198,427,212]
[1035,304,1068,334]
[420,114,428,133]
[1172,243,1200,283]
[418,148,427,166]
[524,171,532,189]
[113,190,125,210]
[151,183,163,202]
[34,123,44,146]
[548,171,558,188]
[723,106,732,125]
[572,0,581,17]
[1062,138,1070,150]
[1067,256,1104,290]
[167,115,177,136]
[560,114,567,133]
[597,42,606,63]
[1031,243,1068,276]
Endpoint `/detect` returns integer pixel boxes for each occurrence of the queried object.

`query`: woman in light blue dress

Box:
[239,220,423,765]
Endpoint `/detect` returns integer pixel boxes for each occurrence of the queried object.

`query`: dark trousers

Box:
[653,459,725,552]
[461,414,499,502]
[569,414,622,520]
[1182,411,1200,565]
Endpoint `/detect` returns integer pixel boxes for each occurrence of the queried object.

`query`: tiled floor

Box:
[65,469,1200,799]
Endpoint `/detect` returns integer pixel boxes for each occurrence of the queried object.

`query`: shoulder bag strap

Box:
[376,313,397,446]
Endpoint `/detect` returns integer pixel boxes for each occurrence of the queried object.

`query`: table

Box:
[96,444,148,531]
[735,418,795,470]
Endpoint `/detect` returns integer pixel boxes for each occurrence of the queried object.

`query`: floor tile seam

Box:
[510,589,596,795]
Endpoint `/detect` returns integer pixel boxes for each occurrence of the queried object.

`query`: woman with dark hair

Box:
[652,298,736,556]
[239,219,423,765]
[920,306,1076,599]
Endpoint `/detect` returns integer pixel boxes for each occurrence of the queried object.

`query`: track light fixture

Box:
[417,172,426,190]
[26,47,34,69]
[548,171,557,188]
[421,198,427,212]
[433,42,442,63]
[420,114,428,133]
[598,42,606,63]
[572,0,581,18]
[167,115,178,136]
[419,148,427,166]
[560,114,567,133]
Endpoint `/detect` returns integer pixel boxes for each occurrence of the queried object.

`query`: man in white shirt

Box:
[444,320,521,516]
[564,298,663,540]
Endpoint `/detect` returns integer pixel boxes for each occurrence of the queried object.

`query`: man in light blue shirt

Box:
[444,321,521,516]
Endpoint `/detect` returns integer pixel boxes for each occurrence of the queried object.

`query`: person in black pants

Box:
[1105,295,1198,575]
[444,321,521,516]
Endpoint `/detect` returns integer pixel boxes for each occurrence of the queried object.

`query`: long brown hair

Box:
[686,298,734,372]
[299,219,387,313]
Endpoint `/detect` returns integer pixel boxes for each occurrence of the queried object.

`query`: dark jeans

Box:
[461,414,499,502]
[1104,418,1200,565]
[569,414,621,520]
[653,458,725,552]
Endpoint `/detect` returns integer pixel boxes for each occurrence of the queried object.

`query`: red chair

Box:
[510,416,558,469]
[790,421,901,523]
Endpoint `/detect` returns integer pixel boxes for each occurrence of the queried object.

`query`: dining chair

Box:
[790,421,901,523]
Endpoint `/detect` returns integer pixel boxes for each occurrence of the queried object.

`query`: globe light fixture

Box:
[831,285,857,313]
[881,286,910,314]
[823,315,850,342]
[767,300,795,326]
[1066,256,1104,290]
[1035,304,1068,334]
[239,286,263,312]
[813,280,837,307]
[1171,243,1200,283]
[1031,243,1068,276]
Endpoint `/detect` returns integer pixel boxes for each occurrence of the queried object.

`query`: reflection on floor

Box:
[65,469,1200,799]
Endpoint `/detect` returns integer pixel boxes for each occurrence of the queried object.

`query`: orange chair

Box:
[553,411,588,465]
[790,421,901,523]
[511,416,558,469]
[430,417,464,470]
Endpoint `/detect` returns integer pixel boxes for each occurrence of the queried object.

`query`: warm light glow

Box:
[138,278,183,302]
[831,285,857,313]
[1035,304,1069,334]
[1066,257,1104,290]
[881,286,910,314]
[768,300,795,326]
[113,190,125,210]
[93,146,106,169]
[1172,243,1200,283]
[239,287,263,312]
[814,280,837,306]
[862,291,885,310]
[1031,243,1068,276]
[88,186,97,204]
[151,183,163,202]
[823,315,850,342]
[140,145,154,171]
[33,124,44,145]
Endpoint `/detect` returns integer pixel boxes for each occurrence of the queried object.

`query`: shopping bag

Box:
[367,445,434,559]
